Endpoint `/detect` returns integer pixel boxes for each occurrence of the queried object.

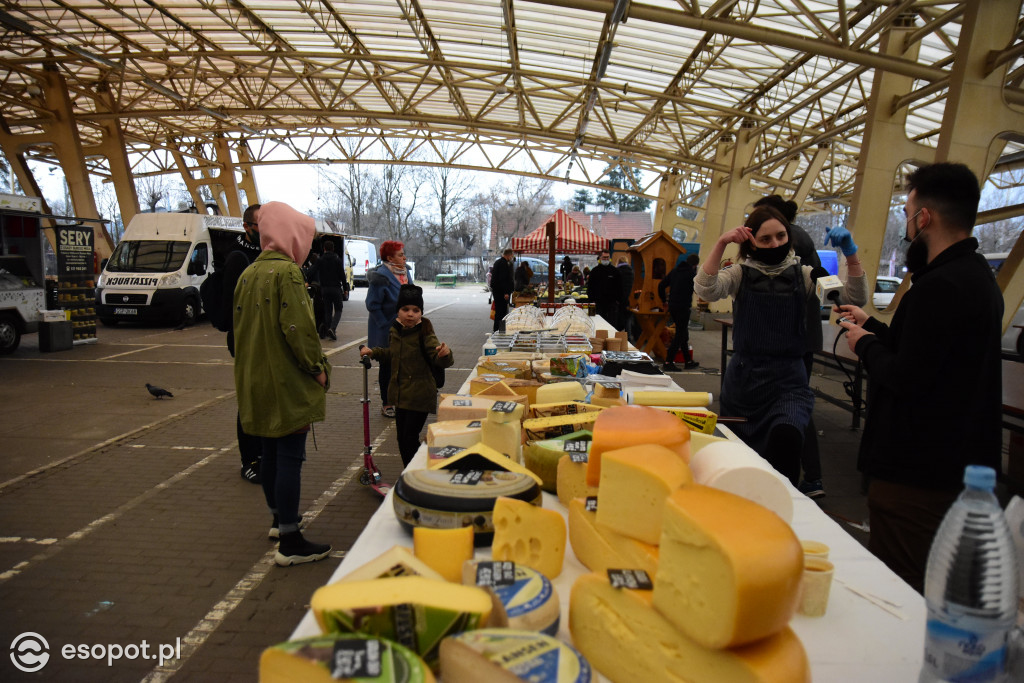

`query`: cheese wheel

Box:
[569,573,809,683]
[414,526,475,583]
[341,545,445,583]
[535,381,586,404]
[491,496,566,579]
[596,445,694,545]
[428,443,542,486]
[586,405,691,486]
[462,561,561,635]
[311,577,493,670]
[566,497,659,577]
[653,485,803,649]
[260,633,436,683]
[689,441,794,524]
[631,390,712,407]
[440,629,593,683]
[524,430,592,493]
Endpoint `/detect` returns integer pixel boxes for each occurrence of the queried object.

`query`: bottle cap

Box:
[963,465,996,491]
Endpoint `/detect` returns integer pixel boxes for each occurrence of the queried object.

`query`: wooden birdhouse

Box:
[627,232,692,360]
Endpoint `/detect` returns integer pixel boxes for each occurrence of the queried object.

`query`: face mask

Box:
[752,244,790,266]
[905,238,928,273]
[599,259,610,266]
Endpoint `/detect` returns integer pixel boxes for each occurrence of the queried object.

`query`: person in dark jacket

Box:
[560,255,573,283]
[658,253,700,371]
[514,260,533,292]
[366,240,412,417]
[222,203,263,484]
[586,250,622,323]
[491,248,515,332]
[308,239,347,340]
[361,285,454,467]
[835,162,1003,593]
[754,194,827,499]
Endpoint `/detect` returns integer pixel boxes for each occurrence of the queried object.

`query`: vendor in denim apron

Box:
[695,206,867,484]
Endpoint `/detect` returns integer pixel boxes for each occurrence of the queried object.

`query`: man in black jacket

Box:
[309,239,347,340]
[835,162,1003,593]
[658,253,700,371]
[491,248,515,332]
[223,204,263,484]
[586,249,622,324]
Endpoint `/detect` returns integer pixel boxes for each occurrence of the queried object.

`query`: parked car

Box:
[873,276,902,310]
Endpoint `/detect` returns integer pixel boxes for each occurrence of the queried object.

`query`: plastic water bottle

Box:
[483,334,497,356]
[919,465,1020,682]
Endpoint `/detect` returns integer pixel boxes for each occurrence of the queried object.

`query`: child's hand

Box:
[436,342,450,358]
[359,345,372,357]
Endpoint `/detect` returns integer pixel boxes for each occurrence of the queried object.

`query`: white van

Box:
[95,212,244,326]
[346,238,378,287]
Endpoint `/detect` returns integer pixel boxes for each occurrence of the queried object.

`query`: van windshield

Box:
[106,240,191,273]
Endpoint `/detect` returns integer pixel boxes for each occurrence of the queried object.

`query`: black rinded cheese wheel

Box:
[393,469,541,546]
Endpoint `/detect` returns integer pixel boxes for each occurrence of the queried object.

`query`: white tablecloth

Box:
[292,322,926,682]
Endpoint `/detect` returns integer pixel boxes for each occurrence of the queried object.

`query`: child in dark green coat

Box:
[360,284,453,467]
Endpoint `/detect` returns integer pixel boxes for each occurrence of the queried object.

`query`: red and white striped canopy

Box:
[507,209,608,255]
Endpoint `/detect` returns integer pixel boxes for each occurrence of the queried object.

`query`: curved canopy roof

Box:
[0,1,1022,208]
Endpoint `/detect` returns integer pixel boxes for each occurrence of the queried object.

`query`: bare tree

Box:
[322,164,376,236]
[488,176,554,250]
[375,162,423,243]
[135,172,168,212]
[421,163,476,269]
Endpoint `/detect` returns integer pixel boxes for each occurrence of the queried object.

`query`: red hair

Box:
[380,240,404,262]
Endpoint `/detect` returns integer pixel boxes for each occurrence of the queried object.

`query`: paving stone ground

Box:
[0,284,876,681]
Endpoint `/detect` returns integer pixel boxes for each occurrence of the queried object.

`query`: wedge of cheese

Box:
[311,577,493,669]
[340,545,445,582]
[587,405,691,486]
[528,401,603,419]
[556,454,598,507]
[535,381,586,404]
[260,633,436,683]
[589,395,627,408]
[481,401,525,463]
[440,629,593,683]
[570,573,809,683]
[566,497,659,577]
[438,395,498,422]
[469,374,506,395]
[426,420,484,459]
[523,411,602,442]
[503,378,542,405]
[414,526,475,583]
[477,381,529,407]
[523,430,592,493]
[491,496,566,579]
[595,444,693,545]
[428,443,542,487]
[462,560,560,635]
[653,485,803,649]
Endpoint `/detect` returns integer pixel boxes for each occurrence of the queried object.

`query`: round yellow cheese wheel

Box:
[586,405,690,486]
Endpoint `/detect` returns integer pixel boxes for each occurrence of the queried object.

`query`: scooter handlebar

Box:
[358,346,372,369]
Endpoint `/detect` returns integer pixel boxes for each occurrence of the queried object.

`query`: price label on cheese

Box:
[564,440,590,463]
[491,401,519,413]
[434,445,462,459]
[569,451,589,463]
[607,569,653,591]
[598,381,622,390]
[449,470,484,485]
[474,561,517,587]
[331,638,382,678]
[584,496,598,512]
[452,399,472,406]
[467,420,482,428]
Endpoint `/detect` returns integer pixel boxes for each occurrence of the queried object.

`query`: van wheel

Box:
[0,313,21,354]
[181,296,199,326]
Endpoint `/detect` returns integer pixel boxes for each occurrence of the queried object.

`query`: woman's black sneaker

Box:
[275,531,331,566]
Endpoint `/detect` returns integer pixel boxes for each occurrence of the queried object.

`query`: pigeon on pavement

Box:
[146,383,174,399]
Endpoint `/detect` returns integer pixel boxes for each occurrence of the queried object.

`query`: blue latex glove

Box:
[825,227,858,256]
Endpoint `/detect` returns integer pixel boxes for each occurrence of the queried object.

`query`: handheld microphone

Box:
[814,275,843,307]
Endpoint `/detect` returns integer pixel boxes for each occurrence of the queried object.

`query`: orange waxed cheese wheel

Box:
[586,405,690,486]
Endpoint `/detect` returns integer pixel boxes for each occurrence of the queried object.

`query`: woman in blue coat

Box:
[365,240,412,417]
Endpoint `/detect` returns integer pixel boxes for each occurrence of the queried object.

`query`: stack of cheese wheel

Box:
[688,440,794,523]
[564,404,809,682]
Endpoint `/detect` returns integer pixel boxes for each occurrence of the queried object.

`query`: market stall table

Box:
[291,317,926,682]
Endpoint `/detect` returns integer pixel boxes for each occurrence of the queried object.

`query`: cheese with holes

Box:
[524,430,592,493]
[556,454,598,506]
[426,420,484,459]
[535,381,587,404]
[570,573,809,683]
[491,496,566,579]
[341,545,445,582]
[462,561,560,635]
[653,485,803,649]
[428,443,542,487]
[587,405,691,486]
[523,411,602,442]
[414,526,475,583]
[440,629,593,683]
[260,633,436,683]
[566,497,659,577]
[438,395,498,422]
[311,577,493,669]
[596,445,693,545]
